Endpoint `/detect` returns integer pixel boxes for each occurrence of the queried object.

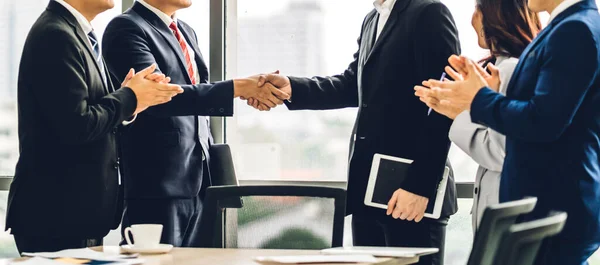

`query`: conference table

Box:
[6,246,420,265]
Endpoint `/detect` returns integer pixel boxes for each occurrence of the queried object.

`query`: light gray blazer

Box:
[448,56,518,230]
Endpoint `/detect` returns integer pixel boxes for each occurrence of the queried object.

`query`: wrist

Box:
[233,79,249,98]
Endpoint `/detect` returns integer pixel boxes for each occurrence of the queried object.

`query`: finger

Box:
[415,211,425,223]
[270,86,290,101]
[138,64,158,77]
[272,70,280,74]
[392,205,403,219]
[257,74,277,87]
[488,63,500,77]
[157,84,184,93]
[259,97,277,108]
[387,191,399,215]
[407,211,419,222]
[445,66,463,81]
[448,55,467,75]
[462,56,481,77]
[399,208,411,220]
[475,62,491,79]
[125,68,135,80]
[161,77,172,84]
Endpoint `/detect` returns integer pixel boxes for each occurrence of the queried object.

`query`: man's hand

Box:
[234,74,290,109]
[124,64,184,115]
[245,73,293,111]
[387,188,429,223]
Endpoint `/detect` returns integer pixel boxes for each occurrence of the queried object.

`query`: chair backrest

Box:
[493,212,567,265]
[198,185,346,249]
[467,197,538,265]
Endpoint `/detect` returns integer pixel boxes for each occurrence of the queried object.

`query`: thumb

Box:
[272,70,280,74]
[125,68,135,80]
[463,57,479,77]
[138,64,157,77]
[488,63,500,77]
[258,74,276,87]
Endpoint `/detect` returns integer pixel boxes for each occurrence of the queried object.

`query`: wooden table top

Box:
[5,247,420,265]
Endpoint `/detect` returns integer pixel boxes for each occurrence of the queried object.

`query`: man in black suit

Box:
[102,0,288,247]
[6,0,185,253]
[251,0,459,264]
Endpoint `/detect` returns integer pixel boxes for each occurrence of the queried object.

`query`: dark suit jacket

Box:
[6,1,137,238]
[102,2,234,200]
[286,0,460,217]
[471,0,600,243]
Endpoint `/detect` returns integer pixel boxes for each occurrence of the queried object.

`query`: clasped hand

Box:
[238,71,292,111]
[413,55,500,120]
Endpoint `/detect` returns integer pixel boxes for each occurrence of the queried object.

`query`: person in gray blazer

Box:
[444,0,541,230]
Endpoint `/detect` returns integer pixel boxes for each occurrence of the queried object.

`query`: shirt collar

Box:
[137,0,177,27]
[373,0,397,16]
[54,0,93,34]
[548,0,584,23]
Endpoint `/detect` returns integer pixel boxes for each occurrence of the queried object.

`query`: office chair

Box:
[467,197,538,265]
[493,212,567,265]
[198,185,346,249]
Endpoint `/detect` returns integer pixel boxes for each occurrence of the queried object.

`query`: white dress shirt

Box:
[54,0,93,45]
[548,0,584,23]
[373,0,397,40]
[137,0,200,83]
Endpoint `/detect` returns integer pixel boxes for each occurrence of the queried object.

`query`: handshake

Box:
[234,71,292,111]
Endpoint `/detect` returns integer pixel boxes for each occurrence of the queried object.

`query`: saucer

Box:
[121,244,173,254]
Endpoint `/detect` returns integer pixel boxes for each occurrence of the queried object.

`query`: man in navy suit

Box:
[416,0,600,264]
[102,0,289,247]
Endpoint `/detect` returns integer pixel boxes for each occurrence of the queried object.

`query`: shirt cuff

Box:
[122,114,137,126]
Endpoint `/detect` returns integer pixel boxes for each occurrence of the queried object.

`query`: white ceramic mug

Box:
[124,224,163,249]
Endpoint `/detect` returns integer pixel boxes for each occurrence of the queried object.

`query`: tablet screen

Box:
[372,158,412,205]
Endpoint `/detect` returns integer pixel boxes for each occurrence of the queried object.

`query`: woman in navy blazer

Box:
[415,0,600,264]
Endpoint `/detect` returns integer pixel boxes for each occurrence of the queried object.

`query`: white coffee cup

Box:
[124,224,163,249]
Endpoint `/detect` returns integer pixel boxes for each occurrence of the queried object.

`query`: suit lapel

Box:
[48,1,110,94]
[132,2,192,84]
[365,0,411,65]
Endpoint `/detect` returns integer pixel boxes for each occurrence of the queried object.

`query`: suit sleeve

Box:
[400,3,460,198]
[283,16,367,110]
[30,29,137,145]
[471,21,598,142]
[449,111,505,171]
[102,17,234,117]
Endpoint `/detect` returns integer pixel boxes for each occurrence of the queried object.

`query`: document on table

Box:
[21,248,143,264]
[254,254,378,264]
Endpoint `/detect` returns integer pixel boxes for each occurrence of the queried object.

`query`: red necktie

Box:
[169,22,196,84]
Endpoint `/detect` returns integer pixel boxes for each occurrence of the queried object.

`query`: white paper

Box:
[10,257,66,265]
[22,248,143,264]
[321,247,438,258]
[254,254,378,264]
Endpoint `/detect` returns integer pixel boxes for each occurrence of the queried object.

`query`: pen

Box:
[427,72,446,116]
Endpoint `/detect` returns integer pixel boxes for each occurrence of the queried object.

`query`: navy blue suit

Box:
[471,1,600,264]
[102,2,234,247]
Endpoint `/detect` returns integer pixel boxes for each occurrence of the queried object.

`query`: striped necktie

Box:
[87,30,108,86]
[169,22,197,84]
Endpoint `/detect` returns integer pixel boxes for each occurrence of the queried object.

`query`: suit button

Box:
[219,108,224,113]
[474,187,479,195]
[362,103,368,108]
[112,129,117,135]
[358,136,366,140]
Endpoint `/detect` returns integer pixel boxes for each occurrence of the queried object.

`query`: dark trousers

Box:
[352,216,448,265]
[534,236,600,265]
[14,235,102,254]
[121,162,209,247]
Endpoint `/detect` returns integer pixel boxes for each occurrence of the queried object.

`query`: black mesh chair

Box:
[198,185,346,249]
[467,197,538,265]
[493,212,567,265]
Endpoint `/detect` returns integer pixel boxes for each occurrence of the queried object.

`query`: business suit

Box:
[285,1,459,264]
[102,1,234,247]
[449,57,518,230]
[6,1,137,253]
[470,1,600,264]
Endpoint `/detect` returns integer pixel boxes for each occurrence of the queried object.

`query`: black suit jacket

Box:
[287,0,459,217]
[102,2,234,199]
[6,1,137,238]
